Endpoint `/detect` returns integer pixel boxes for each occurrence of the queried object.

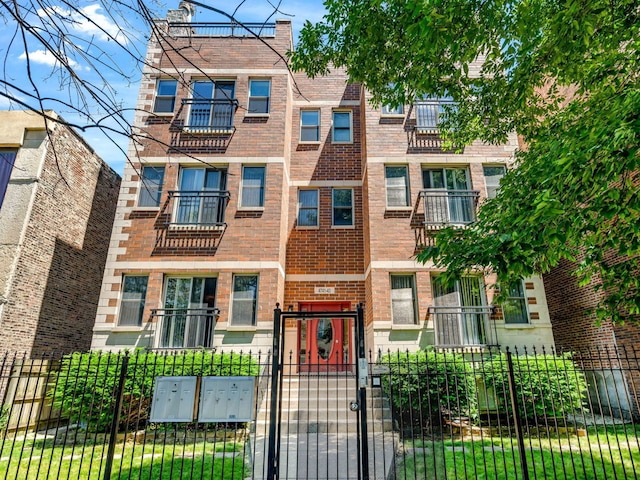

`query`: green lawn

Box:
[0,436,248,479]
[394,426,640,480]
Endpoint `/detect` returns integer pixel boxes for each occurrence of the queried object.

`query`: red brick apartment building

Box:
[0,110,120,356]
[91,5,555,363]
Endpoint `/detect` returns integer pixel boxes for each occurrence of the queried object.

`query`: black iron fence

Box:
[1,346,639,479]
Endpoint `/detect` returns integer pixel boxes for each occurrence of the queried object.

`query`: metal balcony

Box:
[152,307,219,349]
[180,98,239,133]
[429,306,496,347]
[419,190,480,227]
[163,190,230,229]
[169,22,276,37]
[414,98,456,133]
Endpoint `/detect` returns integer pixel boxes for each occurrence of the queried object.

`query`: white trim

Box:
[291,180,361,187]
[109,261,286,278]
[369,260,437,269]
[293,100,360,107]
[139,156,285,164]
[166,68,289,75]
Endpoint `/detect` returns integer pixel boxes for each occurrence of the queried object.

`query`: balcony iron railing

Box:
[414,98,456,132]
[164,190,230,229]
[168,22,276,37]
[429,305,496,347]
[181,98,239,132]
[419,189,480,227]
[152,307,220,349]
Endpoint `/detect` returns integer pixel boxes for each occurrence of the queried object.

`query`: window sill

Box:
[331,141,354,145]
[331,225,355,229]
[391,323,422,330]
[380,114,405,119]
[299,141,321,145]
[132,206,160,211]
[223,325,258,332]
[385,206,413,212]
[502,323,534,329]
[296,225,319,230]
[151,112,174,117]
[244,113,270,118]
[237,206,265,212]
[96,326,146,333]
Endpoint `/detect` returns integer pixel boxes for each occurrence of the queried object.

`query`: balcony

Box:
[181,98,239,133]
[429,306,496,347]
[414,98,456,133]
[168,22,276,37]
[153,190,230,255]
[152,307,219,349]
[419,190,479,227]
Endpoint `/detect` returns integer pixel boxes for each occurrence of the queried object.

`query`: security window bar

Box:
[158,277,217,348]
[248,79,270,114]
[332,188,354,226]
[231,275,259,326]
[385,165,410,207]
[503,280,529,324]
[332,111,352,143]
[138,166,165,207]
[119,275,148,326]
[153,79,178,113]
[391,274,418,324]
[298,189,319,227]
[300,110,320,142]
[241,166,265,207]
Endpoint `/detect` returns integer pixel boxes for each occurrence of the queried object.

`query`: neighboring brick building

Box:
[0,110,120,355]
[92,4,555,362]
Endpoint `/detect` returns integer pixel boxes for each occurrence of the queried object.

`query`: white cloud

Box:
[18,49,90,71]
[38,3,128,44]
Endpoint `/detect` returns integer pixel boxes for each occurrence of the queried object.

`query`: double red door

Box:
[299,302,352,372]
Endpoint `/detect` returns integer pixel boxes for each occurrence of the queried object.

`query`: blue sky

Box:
[0,0,327,176]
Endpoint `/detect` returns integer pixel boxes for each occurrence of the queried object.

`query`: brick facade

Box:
[0,111,120,355]
[92,9,555,357]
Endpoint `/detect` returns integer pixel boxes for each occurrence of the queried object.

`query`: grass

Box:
[395,425,640,480]
[0,436,248,480]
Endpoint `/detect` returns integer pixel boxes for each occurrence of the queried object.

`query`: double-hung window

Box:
[391,274,418,324]
[300,110,320,142]
[502,280,529,324]
[0,149,17,207]
[298,189,319,227]
[385,165,410,207]
[153,79,178,113]
[231,275,259,326]
[240,166,265,208]
[332,188,354,226]
[332,111,352,143]
[138,166,165,207]
[248,79,270,114]
[382,104,404,116]
[483,165,506,199]
[119,275,149,326]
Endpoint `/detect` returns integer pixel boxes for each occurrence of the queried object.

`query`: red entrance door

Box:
[299,302,352,372]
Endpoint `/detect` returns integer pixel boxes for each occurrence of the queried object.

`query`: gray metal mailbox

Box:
[149,376,197,423]
[198,376,255,422]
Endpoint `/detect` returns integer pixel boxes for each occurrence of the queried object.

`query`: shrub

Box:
[480,352,588,422]
[49,350,259,432]
[378,350,477,427]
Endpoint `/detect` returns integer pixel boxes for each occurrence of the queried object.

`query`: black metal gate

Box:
[266,303,370,480]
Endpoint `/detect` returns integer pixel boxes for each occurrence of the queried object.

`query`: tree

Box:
[291,0,640,323]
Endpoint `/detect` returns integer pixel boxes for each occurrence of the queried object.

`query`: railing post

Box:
[506,348,529,480]
[267,304,283,480]
[356,303,370,480]
[103,352,129,480]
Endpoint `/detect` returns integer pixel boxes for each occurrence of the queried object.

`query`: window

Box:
[248,79,270,114]
[385,165,410,207]
[0,150,17,208]
[161,277,217,348]
[415,95,455,130]
[382,104,404,115]
[240,166,265,208]
[298,189,319,227]
[300,109,320,142]
[483,165,506,199]
[138,166,165,207]
[189,80,236,129]
[391,275,418,324]
[422,167,476,224]
[119,275,148,326]
[502,281,529,324]
[332,111,352,143]
[176,167,227,225]
[231,275,259,326]
[332,188,354,226]
[153,79,178,113]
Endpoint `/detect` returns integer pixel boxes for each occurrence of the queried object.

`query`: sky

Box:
[0,0,328,176]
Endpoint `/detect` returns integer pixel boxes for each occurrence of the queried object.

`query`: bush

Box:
[480,352,588,422]
[378,350,477,427]
[49,350,259,432]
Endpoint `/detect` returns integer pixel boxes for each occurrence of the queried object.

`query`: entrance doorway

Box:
[298,302,352,372]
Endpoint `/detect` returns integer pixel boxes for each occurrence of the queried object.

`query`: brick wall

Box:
[0,124,120,355]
